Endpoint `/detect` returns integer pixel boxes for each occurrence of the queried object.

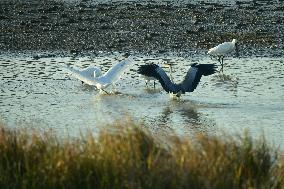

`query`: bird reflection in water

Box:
[211,73,238,96]
[154,100,215,136]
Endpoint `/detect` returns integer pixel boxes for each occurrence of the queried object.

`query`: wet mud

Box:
[0,0,284,56]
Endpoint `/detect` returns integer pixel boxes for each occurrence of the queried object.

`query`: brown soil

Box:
[0,0,283,56]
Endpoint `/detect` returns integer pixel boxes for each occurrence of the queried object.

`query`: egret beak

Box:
[235,43,240,58]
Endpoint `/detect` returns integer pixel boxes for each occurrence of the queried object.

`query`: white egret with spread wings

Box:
[66,56,133,94]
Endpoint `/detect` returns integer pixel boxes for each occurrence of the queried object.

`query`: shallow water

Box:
[0,52,283,150]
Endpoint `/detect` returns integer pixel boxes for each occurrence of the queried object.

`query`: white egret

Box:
[66,56,134,94]
[69,66,103,83]
[137,63,217,99]
[208,39,239,72]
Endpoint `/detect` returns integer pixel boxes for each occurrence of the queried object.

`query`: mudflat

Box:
[0,0,283,56]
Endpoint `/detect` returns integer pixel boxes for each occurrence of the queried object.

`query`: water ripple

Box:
[0,53,283,150]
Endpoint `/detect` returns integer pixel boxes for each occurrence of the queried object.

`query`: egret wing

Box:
[66,66,99,86]
[208,42,235,55]
[80,66,102,78]
[102,57,134,83]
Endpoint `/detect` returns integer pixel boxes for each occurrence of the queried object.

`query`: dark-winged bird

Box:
[138,63,217,98]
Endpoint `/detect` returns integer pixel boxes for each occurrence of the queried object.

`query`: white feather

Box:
[208,39,237,56]
[66,57,133,90]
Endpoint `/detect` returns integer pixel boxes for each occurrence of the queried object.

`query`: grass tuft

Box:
[0,122,283,189]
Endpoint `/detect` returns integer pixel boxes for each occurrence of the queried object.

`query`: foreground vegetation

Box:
[0,121,284,189]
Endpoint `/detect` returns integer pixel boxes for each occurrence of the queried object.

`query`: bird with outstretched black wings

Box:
[137,63,217,97]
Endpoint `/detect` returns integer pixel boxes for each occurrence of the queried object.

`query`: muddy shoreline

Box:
[0,0,284,57]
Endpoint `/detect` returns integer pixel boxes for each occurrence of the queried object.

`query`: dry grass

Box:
[0,121,283,189]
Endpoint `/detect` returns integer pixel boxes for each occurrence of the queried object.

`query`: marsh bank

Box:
[0,0,284,56]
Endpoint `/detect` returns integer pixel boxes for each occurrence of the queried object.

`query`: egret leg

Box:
[101,88,110,95]
[145,80,148,88]
[110,84,116,93]
[221,57,224,73]
[217,56,224,73]
[217,56,222,73]
[154,81,156,89]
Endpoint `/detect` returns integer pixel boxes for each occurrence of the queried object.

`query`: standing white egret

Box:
[137,63,217,99]
[66,56,134,94]
[208,39,239,72]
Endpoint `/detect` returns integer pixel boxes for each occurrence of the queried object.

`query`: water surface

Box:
[0,52,283,149]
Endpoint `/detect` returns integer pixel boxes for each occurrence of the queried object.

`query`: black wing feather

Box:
[138,64,178,93]
[137,63,159,78]
[178,63,217,92]
[138,63,217,94]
